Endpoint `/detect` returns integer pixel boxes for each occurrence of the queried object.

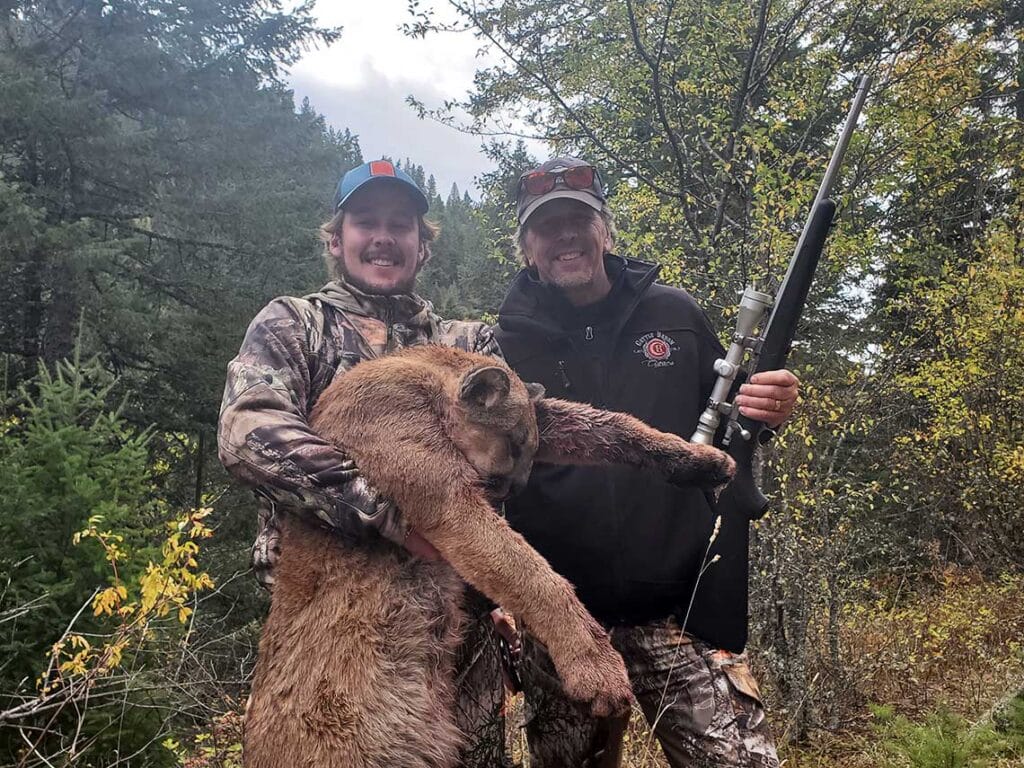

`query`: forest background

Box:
[1,0,1022,766]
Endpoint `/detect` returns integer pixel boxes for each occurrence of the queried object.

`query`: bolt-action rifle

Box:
[691,75,871,519]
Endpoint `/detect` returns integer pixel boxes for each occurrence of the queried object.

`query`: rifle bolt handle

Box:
[728,420,752,442]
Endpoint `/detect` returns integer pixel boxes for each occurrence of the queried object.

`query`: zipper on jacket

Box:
[385,303,394,351]
[557,360,572,390]
[583,326,608,405]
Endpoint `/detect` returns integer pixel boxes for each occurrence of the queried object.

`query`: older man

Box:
[495,157,798,767]
[218,159,509,766]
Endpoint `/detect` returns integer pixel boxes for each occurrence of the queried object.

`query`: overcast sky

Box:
[287,0,521,198]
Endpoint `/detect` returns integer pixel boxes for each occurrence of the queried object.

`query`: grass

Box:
[506,566,1024,768]
[176,567,1024,767]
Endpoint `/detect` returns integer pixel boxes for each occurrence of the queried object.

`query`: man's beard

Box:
[335,258,417,296]
[548,264,595,291]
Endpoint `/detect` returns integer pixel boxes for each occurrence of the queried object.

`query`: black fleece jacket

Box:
[495,254,753,652]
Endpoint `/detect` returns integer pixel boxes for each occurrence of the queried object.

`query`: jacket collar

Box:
[305,276,437,333]
[497,254,660,340]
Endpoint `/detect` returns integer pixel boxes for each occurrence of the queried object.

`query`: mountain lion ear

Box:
[459,366,511,410]
[525,382,546,401]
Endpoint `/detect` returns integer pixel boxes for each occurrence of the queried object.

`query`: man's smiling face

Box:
[330,182,424,295]
[521,198,613,306]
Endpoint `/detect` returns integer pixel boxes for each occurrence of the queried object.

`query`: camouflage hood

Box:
[306,277,438,334]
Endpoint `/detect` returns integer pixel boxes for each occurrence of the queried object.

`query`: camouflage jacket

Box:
[218,278,499,586]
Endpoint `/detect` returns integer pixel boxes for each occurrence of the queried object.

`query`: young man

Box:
[494,157,799,767]
[217,159,508,766]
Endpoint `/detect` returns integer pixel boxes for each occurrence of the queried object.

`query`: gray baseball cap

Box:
[516,157,605,224]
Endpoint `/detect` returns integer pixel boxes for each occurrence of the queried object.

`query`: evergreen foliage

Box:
[1,0,1022,763]
[870,696,1024,768]
[0,351,156,697]
[0,350,174,762]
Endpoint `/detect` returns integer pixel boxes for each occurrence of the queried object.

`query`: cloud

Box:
[297,0,486,94]
[286,0,497,196]
[289,62,487,197]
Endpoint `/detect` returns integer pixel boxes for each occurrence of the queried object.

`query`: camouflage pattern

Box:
[218,277,500,587]
[519,619,779,768]
[218,277,506,768]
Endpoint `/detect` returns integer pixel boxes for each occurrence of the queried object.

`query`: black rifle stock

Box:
[691,75,870,519]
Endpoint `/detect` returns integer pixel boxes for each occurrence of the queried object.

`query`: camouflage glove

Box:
[295,455,405,545]
[251,463,407,589]
[331,475,408,545]
[335,475,439,560]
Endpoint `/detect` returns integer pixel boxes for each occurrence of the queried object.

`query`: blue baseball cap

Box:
[333,160,429,214]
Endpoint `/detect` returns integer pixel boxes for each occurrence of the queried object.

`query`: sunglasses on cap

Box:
[518,165,598,196]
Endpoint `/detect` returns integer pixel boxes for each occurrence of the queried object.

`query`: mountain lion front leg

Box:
[533,397,735,488]
[390,476,632,718]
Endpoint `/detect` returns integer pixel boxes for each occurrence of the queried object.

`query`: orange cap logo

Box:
[369,160,396,177]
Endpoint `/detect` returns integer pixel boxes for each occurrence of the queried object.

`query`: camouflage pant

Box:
[519,619,779,768]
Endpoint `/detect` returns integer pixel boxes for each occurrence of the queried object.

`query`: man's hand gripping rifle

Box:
[691,75,871,519]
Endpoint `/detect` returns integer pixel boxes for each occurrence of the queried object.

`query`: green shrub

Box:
[871,695,1024,768]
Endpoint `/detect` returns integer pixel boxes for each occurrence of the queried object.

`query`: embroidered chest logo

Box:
[634,332,678,368]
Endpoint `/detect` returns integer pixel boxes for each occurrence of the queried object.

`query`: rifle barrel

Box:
[762,75,870,337]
